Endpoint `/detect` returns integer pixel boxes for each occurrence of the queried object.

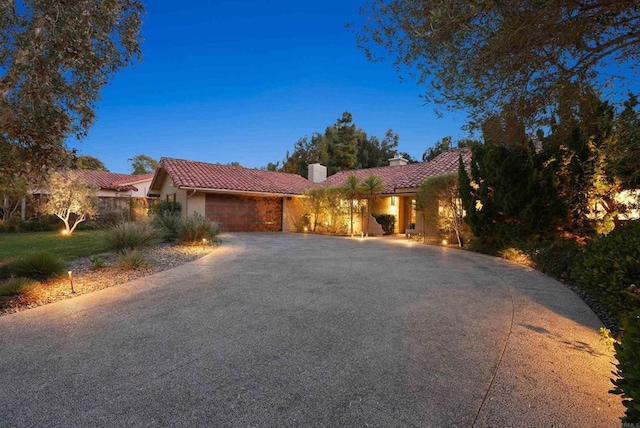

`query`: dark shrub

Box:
[372,213,396,235]
[151,201,181,217]
[9,251,66,281]
[572,220,640,320]
[612,311,640,423]
[526,238,582,280]
[152,213,182,242]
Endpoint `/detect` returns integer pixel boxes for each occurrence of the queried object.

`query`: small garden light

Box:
[202,238,207,250]
[61,229,69,237]
[442,239,448,246]
[68,271,75,294]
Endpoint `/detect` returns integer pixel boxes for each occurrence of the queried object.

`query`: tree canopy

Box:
[357,0,640,125]
[75,155,108,171]
[44,170,99,235]
[0,1,144,185]
[277,112,408,177]
[129,155,158,175]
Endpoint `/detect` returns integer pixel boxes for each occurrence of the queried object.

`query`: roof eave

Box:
[179,186,305,198]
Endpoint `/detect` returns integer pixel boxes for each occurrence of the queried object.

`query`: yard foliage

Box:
[43,170,99,235]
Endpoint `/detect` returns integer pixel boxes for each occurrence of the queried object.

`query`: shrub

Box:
[572,220,640,320]
[0,277,41,301]
[611,311,640,423]
[150,200,181,217]
[116,249,148,270]
[90,256,105,270]
[152,213,183,242]
[97,211,131,227]
[498,247,534,267]
[104,221,161,253]
[372,213,396,235]
[525,238,582,280]
[178,213,220,244]
[9,251,66,281]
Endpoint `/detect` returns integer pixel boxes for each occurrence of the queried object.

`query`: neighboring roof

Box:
[323,149,471,193]
[113,173,155,186]
[71,170,149,192]
[154,158,313,195]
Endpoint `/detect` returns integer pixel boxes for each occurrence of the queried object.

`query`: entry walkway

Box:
[0,233,622,426]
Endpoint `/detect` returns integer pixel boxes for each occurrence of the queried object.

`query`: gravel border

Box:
[0,243,218,316]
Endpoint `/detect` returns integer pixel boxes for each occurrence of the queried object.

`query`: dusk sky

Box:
[67,1,471,174]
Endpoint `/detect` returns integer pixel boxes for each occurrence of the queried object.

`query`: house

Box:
[148,150,470,234]
[148,159,311,232]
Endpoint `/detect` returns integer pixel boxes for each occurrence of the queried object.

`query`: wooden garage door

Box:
[205,194,283,232]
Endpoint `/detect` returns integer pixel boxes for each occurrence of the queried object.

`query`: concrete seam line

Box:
[468,257,516,428]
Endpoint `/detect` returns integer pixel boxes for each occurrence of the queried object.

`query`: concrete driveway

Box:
[0,233,622,427]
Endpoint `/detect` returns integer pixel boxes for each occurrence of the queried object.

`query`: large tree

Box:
[357,0,640,125]
[129,154,158,175]
[278,112,403,176]
[75,155,108,171]
[0,1,144,185]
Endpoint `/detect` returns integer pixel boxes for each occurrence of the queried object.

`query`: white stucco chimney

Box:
[308,163,327,183]
[388,156,408,167]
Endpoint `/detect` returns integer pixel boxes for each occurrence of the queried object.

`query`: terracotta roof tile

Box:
[323,149,470,193]
[159,158,312,195]
[72,170,145,191]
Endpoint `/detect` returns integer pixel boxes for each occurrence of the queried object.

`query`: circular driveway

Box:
[0,233,622,426]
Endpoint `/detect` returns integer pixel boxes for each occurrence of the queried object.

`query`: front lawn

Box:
[0,230,108,261]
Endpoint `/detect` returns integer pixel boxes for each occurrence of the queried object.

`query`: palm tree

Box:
[343,174,361,236]
[359,175,384,236]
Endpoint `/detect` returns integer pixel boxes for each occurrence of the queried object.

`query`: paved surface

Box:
[0,233,622,427]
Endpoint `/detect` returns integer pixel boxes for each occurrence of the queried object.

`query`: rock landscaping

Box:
[0,243,217,316]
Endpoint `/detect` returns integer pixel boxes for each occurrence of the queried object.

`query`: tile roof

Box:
[323,149,471,193]
[72,170,148,191]
[158,158,313,195]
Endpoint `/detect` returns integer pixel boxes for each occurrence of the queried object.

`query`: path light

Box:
[303,226,308,232]
[68,271,75,294]
[202,238,207,251]
[442,239,448,246]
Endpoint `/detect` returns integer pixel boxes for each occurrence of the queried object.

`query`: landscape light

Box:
[68,271,75,294]
[442,239,448,246]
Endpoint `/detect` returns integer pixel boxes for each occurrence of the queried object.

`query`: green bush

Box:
[90,256,105,270]
[0,277,41,300]
[104,221,161,254]
[178,213,220,244]
[9,251,66,281]
[152,213,183,242]
[372,213,396,235]
[150,200,181,217]
[116,249,148,270]
[525,238,582,280]
[572,220,640,320]
[611,311,640,423]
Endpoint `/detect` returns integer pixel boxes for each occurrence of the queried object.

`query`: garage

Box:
[205,194,283,232]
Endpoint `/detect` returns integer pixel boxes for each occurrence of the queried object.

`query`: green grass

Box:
[0,231,108,262]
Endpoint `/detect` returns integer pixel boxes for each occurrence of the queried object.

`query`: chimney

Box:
[388,156,408,167]
[308,163,327,183]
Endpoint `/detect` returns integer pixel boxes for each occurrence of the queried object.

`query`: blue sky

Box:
[67,1,470,173]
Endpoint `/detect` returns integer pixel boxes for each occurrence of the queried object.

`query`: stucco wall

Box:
[158,177,189,217]
[184,192,206,217]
